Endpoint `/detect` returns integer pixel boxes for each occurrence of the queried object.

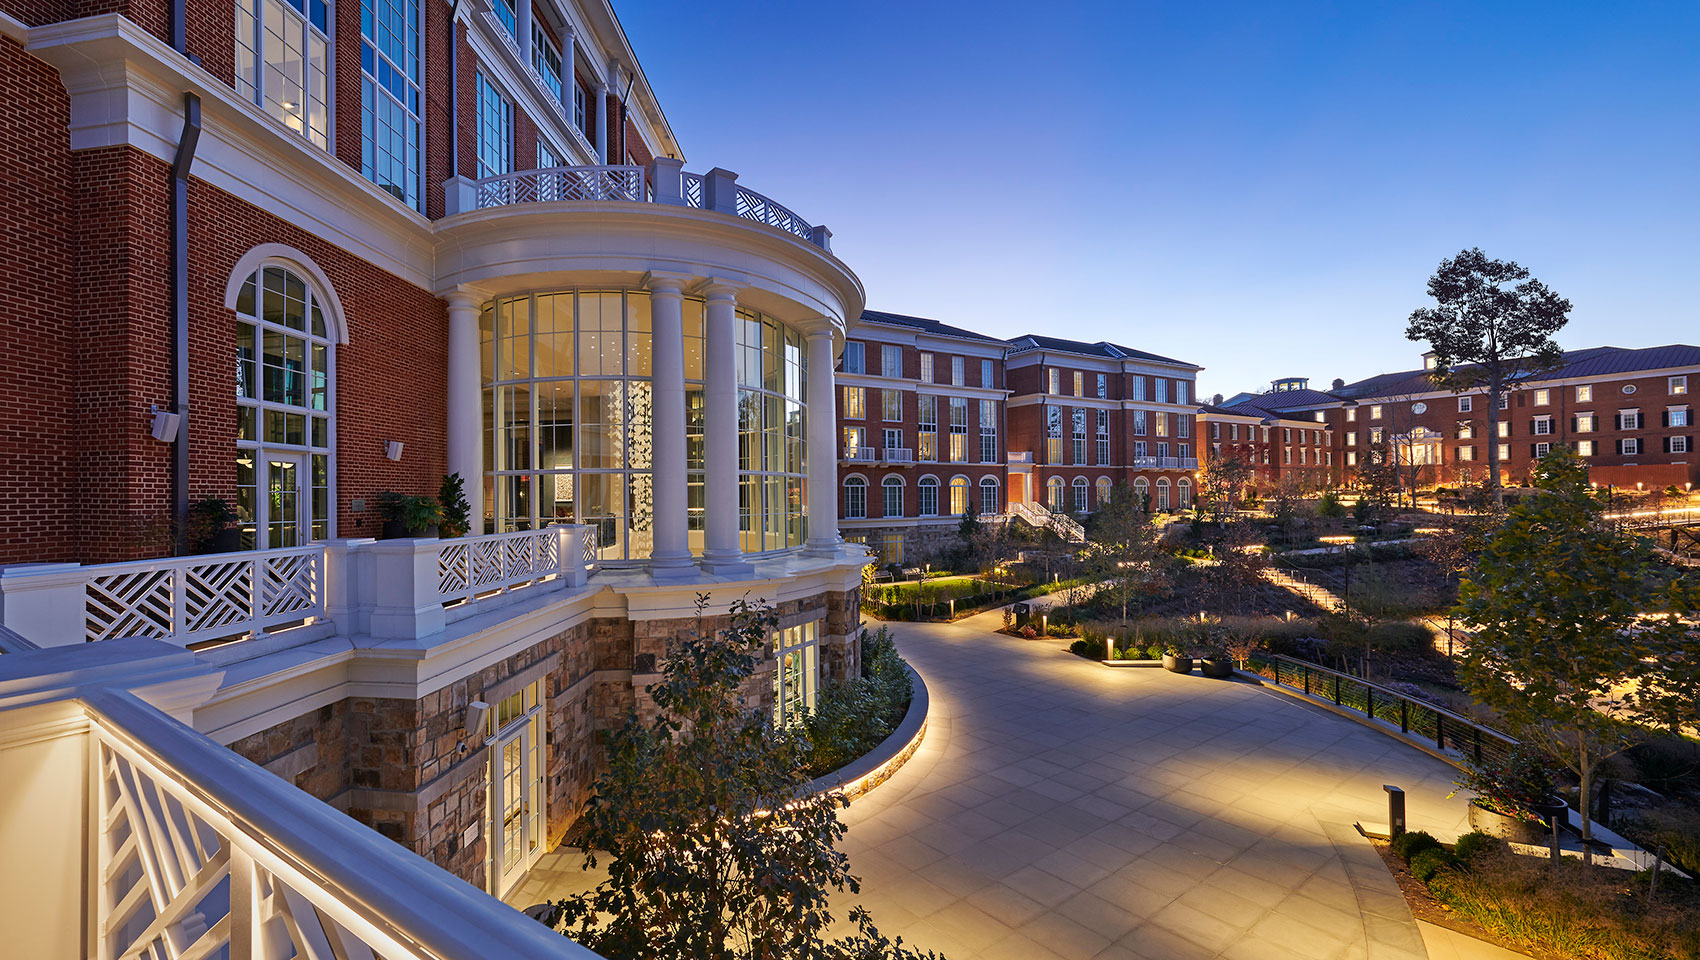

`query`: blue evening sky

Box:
[617,1,1699,399]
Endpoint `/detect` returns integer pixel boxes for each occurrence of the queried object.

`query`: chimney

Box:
[1331,378,1344,391]
[1211,393,1223,406]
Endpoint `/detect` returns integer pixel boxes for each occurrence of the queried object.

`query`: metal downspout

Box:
[170,93,201,555]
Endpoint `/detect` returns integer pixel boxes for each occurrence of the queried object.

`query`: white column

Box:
[515,0,532,67]
[593,82,609,163]
[646,273,692,577]
[700,281,750,574]
[804,328,840,556]
[446,291,484,534]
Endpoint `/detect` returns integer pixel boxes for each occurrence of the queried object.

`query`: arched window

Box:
[1177,477,1193,508]
[918,475,940,516]
[1072,477,1089,513]
[1046,476,1066,511]
[233,262,337,549]
[843,477,866,519]
[979,476,999,515]
[1095,476,1113,509]
[882,476,904,518]
[949,476,970,515]
[1156,477,1171,511]
[1133,476,1149,510]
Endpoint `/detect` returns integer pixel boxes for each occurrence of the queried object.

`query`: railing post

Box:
[554,525,588,587]
[1435,713,1445,750]
[1400,699,1409,733]
[808,224,832,251]
[363,539,446,641]
[1303,664,1310,695]
[703,167,739,215]
[444,174,479,215]
[1473,728,1482,764]
[1365,685,1373,720]
[647,157,684,205]
[0,563,87,647]
[1332,674,1341,705]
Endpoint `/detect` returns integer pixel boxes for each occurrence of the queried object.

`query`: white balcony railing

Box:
[1007,451,1033,464]
[881,447,915,464]
[0,636,596,960]
[445,159,831,251]
[0,527,596,650]
[845,446,876,462]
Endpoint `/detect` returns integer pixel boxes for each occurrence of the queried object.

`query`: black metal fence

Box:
[1246,653,1518,771]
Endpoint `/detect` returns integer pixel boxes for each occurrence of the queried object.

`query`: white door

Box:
[489,706,545,896]
[260,453,309,549]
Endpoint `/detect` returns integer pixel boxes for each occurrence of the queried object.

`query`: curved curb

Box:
[799,663,929,806]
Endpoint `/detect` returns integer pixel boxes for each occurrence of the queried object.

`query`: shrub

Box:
[1451,831,1506,866]
[1409,848,1454,883]
[1112,648,1129,660]
[1068,639,1093,658]
[1392,830,1442,863]
[1366,621,1434,654]
[1145,644,1164,660]
[1615,806,1700,876]
[799,628,914,777]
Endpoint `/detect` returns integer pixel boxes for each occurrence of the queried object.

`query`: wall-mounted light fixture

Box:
[149,406,182,442]
[384,440,404,461]
[464,700,489,739]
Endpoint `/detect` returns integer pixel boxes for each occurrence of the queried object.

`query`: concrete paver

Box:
[512,602,1478,957]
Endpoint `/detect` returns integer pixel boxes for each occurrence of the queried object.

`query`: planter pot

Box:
[1162,654,1193,674]
[1199,658,1234,679]
[209,527,243,553]
[1466,800,1549,844]
[381,521,440,540]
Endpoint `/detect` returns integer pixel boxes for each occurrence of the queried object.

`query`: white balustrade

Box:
[451,161,829,249]
[0,528,597,649]
[845,446,876,462]
[881,447,914,464]
[55,688,595,960]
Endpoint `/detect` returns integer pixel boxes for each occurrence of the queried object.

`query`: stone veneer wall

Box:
[228,584,864,891]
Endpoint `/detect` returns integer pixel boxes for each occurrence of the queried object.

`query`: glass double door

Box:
[239,451,309,549]
[490,711,545,896]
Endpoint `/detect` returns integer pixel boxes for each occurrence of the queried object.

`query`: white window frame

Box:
[237,0,331,151]
[842,477,867,519]
[476,72,513,178]
[773,621,821,728]
[1671,376,1688,396]
[1458,396,1472,412]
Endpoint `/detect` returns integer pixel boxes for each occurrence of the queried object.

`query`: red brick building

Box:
[1003,335,1203,514]
[835,310,1010,565]
[0,0,868,906]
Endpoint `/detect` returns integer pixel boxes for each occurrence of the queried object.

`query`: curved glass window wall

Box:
[481,290,807,562]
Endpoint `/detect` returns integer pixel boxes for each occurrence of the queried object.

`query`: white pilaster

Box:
[446,290,484,533]
[804,328,841,556]
[700,281,750,574]
[593,82,609,163]
[646,272,693,577]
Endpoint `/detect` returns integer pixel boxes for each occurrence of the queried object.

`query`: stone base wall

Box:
[225,584,858,891]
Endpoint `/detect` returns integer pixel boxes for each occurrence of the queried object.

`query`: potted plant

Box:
[438,473,472,537]
[1198,646,1235,679]
[1162,644,1193,674]
[1454,749,1562,844]
[375,491,443,539]
[187,496,242,554]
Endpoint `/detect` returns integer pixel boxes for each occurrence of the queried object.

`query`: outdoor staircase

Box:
[1261,568,1345,613]
[1010,501,1086,543]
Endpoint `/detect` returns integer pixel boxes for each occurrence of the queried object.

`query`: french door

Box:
[259,453,309,549]
[490,708,545,896]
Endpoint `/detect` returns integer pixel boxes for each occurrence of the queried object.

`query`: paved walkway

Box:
[516,602,1482,958]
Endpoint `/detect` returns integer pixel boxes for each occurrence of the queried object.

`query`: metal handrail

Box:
[1246,652,1518,768]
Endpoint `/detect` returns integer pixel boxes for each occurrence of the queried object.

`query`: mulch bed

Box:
[1369,837,1547,959]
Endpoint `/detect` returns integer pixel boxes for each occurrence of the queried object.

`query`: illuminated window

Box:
[773,621,820,727]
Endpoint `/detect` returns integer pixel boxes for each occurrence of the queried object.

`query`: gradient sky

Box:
[617,1,1699,400]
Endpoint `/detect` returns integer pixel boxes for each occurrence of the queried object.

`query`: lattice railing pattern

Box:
[84,547,324,647]
[95,727,412,960]
[681,172,705,208]
[733,186,813,240]
[474,165,645,208]
[434,529,562,604]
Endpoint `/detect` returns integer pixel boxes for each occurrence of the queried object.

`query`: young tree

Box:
[547,597,941,959]
[1406,248,1572,500]
[1198,455,1253,524]
[1455,448,1700,863]
[1083,483,1167,639]
[1354,432,1400,526]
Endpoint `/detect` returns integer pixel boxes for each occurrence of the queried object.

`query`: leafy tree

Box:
[1455,447,1700,863]
[1198,455,1253,524]
[546,598,941,959]
[1406,248,1572,499]
[1354,432,1400,526]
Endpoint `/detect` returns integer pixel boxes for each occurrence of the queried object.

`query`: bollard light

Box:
[1384,784,1406,840]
